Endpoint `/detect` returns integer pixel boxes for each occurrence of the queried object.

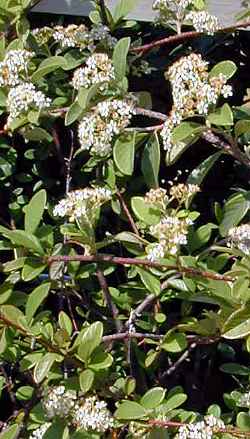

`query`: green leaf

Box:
[162,333,187,353]
[8,229,45,255]
[0,305,28,332]
[236,412,250,431]
[163,393,187,412]
[141,133,160,189]
[25,189,46,234]
[172,122,202,143]
[34,352,63,383]
[187,152,222,186]
[43,420,66,439]
[235,119,250,138]
[16,385,33,400]
[209,61,237,80]
[140,387,166,409]
[137,267,161,295]
[65,101,83,126]
[113,132,135,175]
[219,191,250,237]
[88,349,113,371]
[112,37,130,81]
[189,223,217,252]
[31,56,67,82]
[208,104,234,127]
[115,400,147,420]
[23,127,53,142]
[77,322,103,363]
[0,425,20,439]
[223,319,250,339]
[78,84,100,110]
[59,311,73,336]
[131,196,161,226]
[79,369,94,394]
[22,257,46,282]
[113,0,138,23]
[25,282,51,322]
[220,363,250,376]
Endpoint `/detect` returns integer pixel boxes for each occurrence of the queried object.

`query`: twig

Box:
[117,191,141,238]
[47,254,234,282]
[102,331,163,342]
[161,342,196,378]
[203,130,250,169]
[131,20,250,54]
[96,268,122,332]
[148,419,250,437]
[135,107,167,121]
[126,124,164,133]
[0,365,17,408]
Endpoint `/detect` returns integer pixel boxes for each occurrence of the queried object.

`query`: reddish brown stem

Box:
[96,268,122,332]
[47,254,234,282]
[117,191,141,237]
[148,419,250,437]
[131,20,250,54]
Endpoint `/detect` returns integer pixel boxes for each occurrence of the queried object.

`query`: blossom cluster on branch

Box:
[153,0,219,34]
[161,53,233,150]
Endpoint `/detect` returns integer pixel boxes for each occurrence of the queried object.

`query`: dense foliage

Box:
[2,0,250,438]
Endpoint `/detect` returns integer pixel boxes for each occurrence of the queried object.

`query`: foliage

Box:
[0,0,250,438]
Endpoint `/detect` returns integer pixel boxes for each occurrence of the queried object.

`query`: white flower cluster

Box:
[175,415,225,439]
[72,53,115,90]
[186,11,220,34]
[238,391,250,407]
[161,53,233,150]
[6,82,51,125]
[147,215,192,260]
[72,396,114,433]
[53,187,112,223]
[170,183,200,202]
[153,0,193,25]
[0,49,34,87]
[29,422,51,439]
[145,188,168,210]
[42,385,76,419]
[228,223,250,255]
[32,388,113,436]
[33,24,117,51]
[78,99,135,156]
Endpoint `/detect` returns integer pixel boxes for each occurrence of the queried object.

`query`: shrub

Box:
[1,0,250,438]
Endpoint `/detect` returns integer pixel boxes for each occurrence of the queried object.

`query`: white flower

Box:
[228,223,250,254]
[186,11,220,34]
[0,49,34,87]
[29,423,51,439]
[42,385,76,419]
[52,24,89,49]
[160,54,233,150]
[147,215,191,260]
[175,415,225,438]
[72,396,114,433]
[72,53,115,90]
[6,82,51,125]
[53,187,112,223]
[78,99,135,156]
[51,23,116,51]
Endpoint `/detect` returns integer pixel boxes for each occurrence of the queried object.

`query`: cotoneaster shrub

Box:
[1,0,250,438]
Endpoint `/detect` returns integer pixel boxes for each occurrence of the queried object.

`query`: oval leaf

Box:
[25,282,51,321]
[115,400,147,420]
[25,189,47,234]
